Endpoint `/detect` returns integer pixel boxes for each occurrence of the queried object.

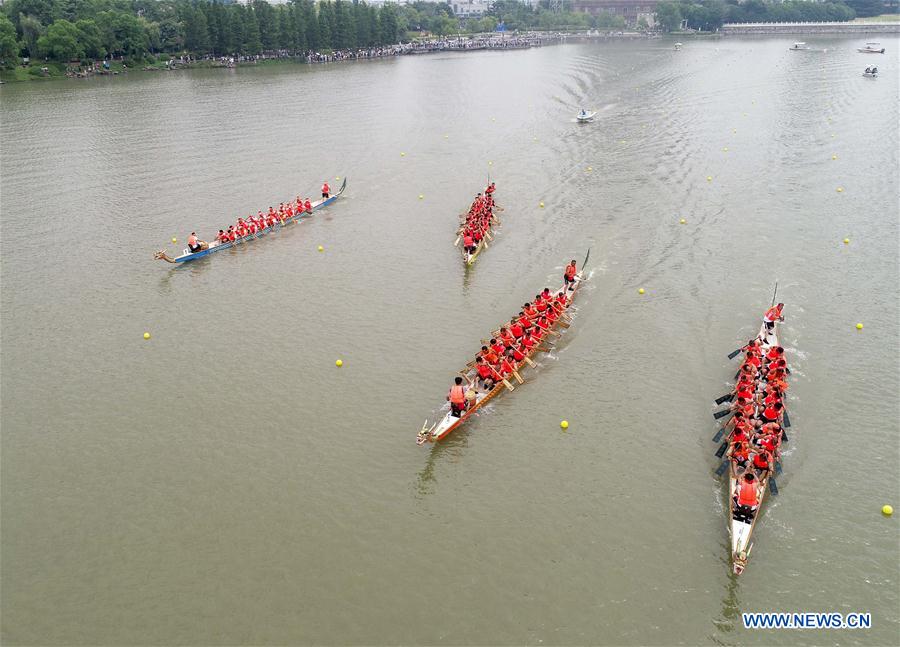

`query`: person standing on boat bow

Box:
[321,182,330,199]
[763,303,784,333]
[564,260,578,291]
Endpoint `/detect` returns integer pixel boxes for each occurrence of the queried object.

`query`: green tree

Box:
[655,2,682,31]
[183,5,209,54]
[243,6,261,54]
[317,1,333,48]
[0,13,21,63]
[37,19,83,60]
[378,2,398,44]
[75,18,105,57]
[18,14,44,57]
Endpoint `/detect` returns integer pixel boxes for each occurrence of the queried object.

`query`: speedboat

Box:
[863,67,878,78]
[674,42,683,50]
[789,42,811,51]
[576,110,596,123]
[858,42,885,54]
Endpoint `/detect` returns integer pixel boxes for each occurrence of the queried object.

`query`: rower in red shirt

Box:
[305,199,312,213]
[321,182,331,199]
[474,357,495,390]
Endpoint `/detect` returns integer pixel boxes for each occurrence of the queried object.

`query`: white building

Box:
[449,0,493,18]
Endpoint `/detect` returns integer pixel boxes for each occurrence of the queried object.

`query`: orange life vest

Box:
[565,264,577,279]
[449,385,466,404]
[738,481,759,506]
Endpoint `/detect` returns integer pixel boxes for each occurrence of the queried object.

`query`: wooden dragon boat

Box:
[417,251,589,445]
[155,178,346,264]
[714,293,790,576]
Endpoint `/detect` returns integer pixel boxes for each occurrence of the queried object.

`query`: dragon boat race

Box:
[1,17,898,646]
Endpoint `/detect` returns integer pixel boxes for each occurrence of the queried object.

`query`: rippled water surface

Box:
[2,37,899,646]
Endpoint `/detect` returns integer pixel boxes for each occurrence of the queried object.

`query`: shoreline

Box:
[2,25,896,84]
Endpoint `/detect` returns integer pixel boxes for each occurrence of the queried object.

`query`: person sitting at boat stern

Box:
[447,376,468,418]
[187,232,208,253]
[735,473,760,511]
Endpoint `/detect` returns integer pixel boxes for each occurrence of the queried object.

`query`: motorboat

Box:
[863,67,878,78]
[674,42,683,50]
[789,42,811,51]
[576,110,597,123]
[858,42,885,54]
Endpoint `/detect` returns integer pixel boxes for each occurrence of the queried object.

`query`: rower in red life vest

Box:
[564,260,578,291]
[447,376,468,417]
[751,450,771,477]
[474,357,495,390]
[321,182,331,199]
[763,302,785,333]
[463,231,475,256]
[728,441,750,469]
[304,199,312,213]
[485,182,495,195]
[736,473,760,509]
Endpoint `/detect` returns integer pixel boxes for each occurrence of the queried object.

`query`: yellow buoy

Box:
[843,238,850,244]
[883,504,894,516]
[638,288,645,295]
[317,245,324,252]
[587,166,593,172]
[832,155,837,160]
[143,332,150,340]
[488,161,493,166]
[171,237,177,243]
[732,129,737,134]
[400,152,406,157]
[680,218,686,224]
[335,359,343,367]
[856,323,863,330]
[560,420,569,429]
[444,134,449,139]
[539,202,545,208]
[723,147,729,152]
[707,176,713,182]
[335,176,340,181]
[418,194,424,200]
[837,187,844,193]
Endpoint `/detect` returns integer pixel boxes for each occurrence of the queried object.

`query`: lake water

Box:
[2,36,898,645]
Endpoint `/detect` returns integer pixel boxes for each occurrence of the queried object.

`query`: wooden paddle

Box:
[768,477,779,495]
[713,408,733,420]
[715,460,730,477]
[715,393,734,405]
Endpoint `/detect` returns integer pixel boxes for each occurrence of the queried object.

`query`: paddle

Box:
[712,426,727,443]
[715,442,728,458]
[715,393,734,405]
[781,429,789,443]
[713,408,733,420]
[782,410,792,428]
[715,460,729,477]
[775,460,783,475]
[768,477,779,496]
[454,236,461,247]
[727,347,744,360]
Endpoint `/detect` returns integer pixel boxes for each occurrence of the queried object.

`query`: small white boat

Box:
[862,68,878,78]
[674,42,683,50]
[576,110,597,123]
[858,42,885,54]
[789,42,811,51]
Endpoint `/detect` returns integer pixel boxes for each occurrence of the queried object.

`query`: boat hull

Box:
[727,320,781,575]
[421,276,583,443]
[169,178,346,263]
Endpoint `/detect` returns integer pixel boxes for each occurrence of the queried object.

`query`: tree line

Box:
[654,0,861,32]
[0,0,638,66]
